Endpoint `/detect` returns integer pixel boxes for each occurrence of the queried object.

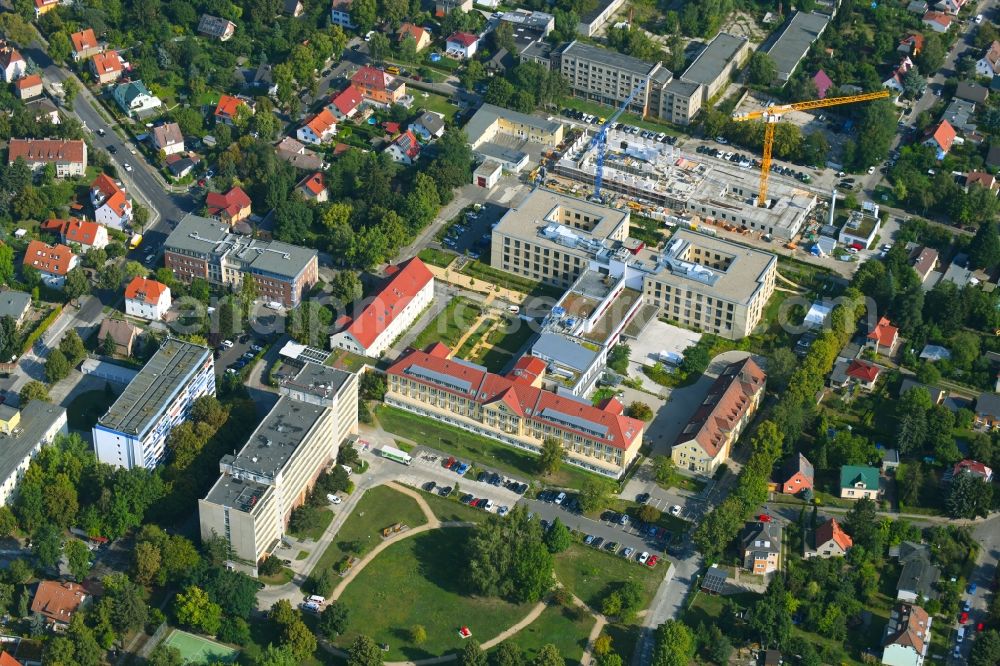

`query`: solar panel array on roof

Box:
[540,407,609,438]
[701,565,728,593]
[406,365,473,394]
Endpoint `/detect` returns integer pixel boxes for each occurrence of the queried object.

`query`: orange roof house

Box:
[124,276,171,320]
[296,107,338,145]
[397,23,431,51]
[925,120,957,158]
[807,518,853,558]
[206,186,252,225]
[13,73,43,99]
[351,66,406,106]
[867,316,899,355]
[23,240,77,279]
[214,95,249,125]
[45,218,109,252]
[90,50,124,84]
[31,581,87,626]
[70,28,101,61]
[295,172,328,202]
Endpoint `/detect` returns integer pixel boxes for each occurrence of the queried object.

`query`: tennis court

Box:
[162,629,238,663]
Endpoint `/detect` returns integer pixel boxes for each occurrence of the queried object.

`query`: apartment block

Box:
[0,401,68,506]
[93,339,215,469]
[199,363,358,565]
[164,213,318,308]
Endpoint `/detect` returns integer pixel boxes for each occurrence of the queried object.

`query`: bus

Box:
[380,445,412,465]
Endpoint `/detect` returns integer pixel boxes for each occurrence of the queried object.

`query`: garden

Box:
[411,297,484,350]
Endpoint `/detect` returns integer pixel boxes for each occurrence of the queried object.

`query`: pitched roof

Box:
[0,45,23,69]
[977,391,1000,418]
[781,452,814,484]
[392,130,420,159]
[448,32,478,48]
[14,74,42,91]
[398,22,428,43]
[98,318,139,347]
[91,50,123,76]
[847,359,880,383]
[867,316,898,347]
[206,186,251,218]
[840,464,879,490]
[966,171,996,189]
[507,355,547,385]
[884,604,931,652]
[352,65,392,91]
[125,276,169,304]
[103,190,130,217]
[70,28,98,53]
[923,10,953,26]
[741,520,782,556]
[815,518,853,551]
[30,581,87,623]
[61,218,104,246]
[198,14,236,38]
[152,122,183,148]
[91,172,121,199]
[953,459,993,479]
[813,69,833,97]
[303,108,337,136]
[955,81,988,103]
[8,139,85,165]
[673,358,767,458]
[414,111,445,135]
[214,94,244,119]
[330,86,363,115]
[341,258,433,348]
[0,651,24,666]
[387,345,644,450]
[297,172,326,197]
[912,247,939,276]
[22,240,75,276]
[929,119,957,152]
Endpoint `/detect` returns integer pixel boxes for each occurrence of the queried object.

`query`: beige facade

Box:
[199,364,358,565]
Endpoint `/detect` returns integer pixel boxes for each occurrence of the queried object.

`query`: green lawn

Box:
[412,297,484,350]
[335,528,533,660]
[455,318,496,359]
[412,90,459,122]
[416,487,491,523]
[258,566,294,586]
[459,261,564,299]
[553,544,662,613]
[312,486,428,576]
[376,406,596,490]
[464,318,537,374]
[502,603,594,666]
[289,508,334,541]
[66,389,119,431]
[418,247,457,268]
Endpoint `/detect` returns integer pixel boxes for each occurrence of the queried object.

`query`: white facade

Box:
[296,122,336,145]
[126,287,171,320]
[330,275,433,358]
[0,404,68,507]
[0,57,26,83]
[95,199,132,229]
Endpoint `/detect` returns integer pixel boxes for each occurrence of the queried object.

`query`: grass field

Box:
[553,544,662,613]
[289,508,334,541]
[335,528,533,660]
[455,318,495,359]
[412,297,484,350]
[459,261,564,299]
[416,488,490,523]
[66,389,118,431]
[313,486,428,576]
[376,406,596,489]
[163,629,238,663]
[465,320,538,373]
[503,603,594,666]
[418,247,457,268]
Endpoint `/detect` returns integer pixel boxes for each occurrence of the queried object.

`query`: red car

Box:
[977,622,985,632]
[960,611,969,624]
[646,555,659,568]
[444,456,456,469]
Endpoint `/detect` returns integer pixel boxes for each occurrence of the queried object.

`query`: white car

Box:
[867,165,876,175]
[637,551,650,564]
[846,247,859,254]
[716,136,728,144]
[221,340,234,349]
[670,505,682,516]
[123,163,133,172]
[497,505,509,517]
[483,499,495,512]
[327,494,342,504]
[976,13,983,23]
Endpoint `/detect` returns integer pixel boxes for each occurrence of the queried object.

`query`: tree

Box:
[538,437,563,475]
[466,506,553,603]
[902,69,926,99]
[625,401,653,421]
[174,585,222,636]
[0,506,16,537]
[492,642,525,666]
[745,576,792,648]
[410,624,427,645]
[19,380,49,404]
[48,31,72,63]
[0,244,14,285]
[462,60,486,90]
[331,270,363,305]
[62,78,79,109]
[348,635,384,666]
[369,33,391,65]
[747,52,777,86]
[64,539,92,581]
[133,540,161,586]
[969,221,1000,270]
[578,477,611,513]
[45,349,71,383]
[544,517,571,553]
[532,645,563,666]
[946,472,993,519]
[319,602,350,639]
[637,504,661,524]
[59,330,86,366]
[32,524,62,569]
[653,455,677,487]
[64,268,91,300]
[461,640,487,666]
[970,629,1000,666]
[281,617,317,661]
[239,274,258,319]
[146,645,184,666]
[100,333,117,357]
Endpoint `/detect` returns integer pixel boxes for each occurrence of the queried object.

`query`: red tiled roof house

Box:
[31,581,88,628]
[295,172,328,203]
[351,66,406,107]
[778,453,814,495]
[90,50,124,84]
[867,316,900,355]
[90,173,132,229]
[8,138,87,177]
[125,276,171,320]
[23,240,78,287]
[43,218,109,252]
[214,95,250,126]
[296,107,338,145]
[205,186,252,225]
[805,518,853,559]
[14,74,43,100]
[70,28,102,61]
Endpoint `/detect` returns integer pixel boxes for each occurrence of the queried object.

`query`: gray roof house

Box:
[0,290,31,327]
[893,542,940,602]
[763,11,831,82]
[899,376,947,405]
[955,81,989,104]
[409,111,446,141]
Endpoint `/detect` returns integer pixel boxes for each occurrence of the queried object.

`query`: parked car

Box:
[327,494,342,504]
[647,555,659,568]
[622,547,635,559]
[455,463,470,475]
[637,551,650,564]
[423,481,437,492]
[439,486,452,497]
[584,535,595,545]
[592,536,604,548]
[497,506,509,517]
[619,514,629,526]
[637,492,650,504]
[670,505,682,516]
[554,492,567,505]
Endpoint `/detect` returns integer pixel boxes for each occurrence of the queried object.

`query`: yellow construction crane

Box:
[731,90,890,207]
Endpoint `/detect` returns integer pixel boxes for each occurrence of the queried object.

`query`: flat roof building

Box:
[577,0,628,37]
[764,11,831,83]
[199,363,358,566]
[93,339,215,469]
[465,103,564,151]
[0,401,68,507]
[681,33,751,104]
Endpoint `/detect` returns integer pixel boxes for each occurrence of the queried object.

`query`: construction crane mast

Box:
[588,77,649,203]
[731,90,890,207]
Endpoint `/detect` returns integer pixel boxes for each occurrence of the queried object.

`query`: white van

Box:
[308,595,325,604]
[957,627,965,643]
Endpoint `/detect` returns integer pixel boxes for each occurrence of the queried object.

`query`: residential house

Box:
[328,86,363,121]
[214,95,249,126]
[124,276,171,321]
[882,604,932,666]
[90,51,124,84]
[935,0,966,14]
[977,41,1000,78]
[975,392,1000,429]
[246,62,278,97]
[884,57,915,96]
[0,44,26,83]
[33,0,59,18]
[0,650,23,666]
[8,139,87,177]
[295,172,328,203]
[205,186,252,226]
[113,80,162,117]
[924,120,957,159]
[805,518,853,559]
[198,14,236,41]
[899,377,947,405]
[330,0,356,29]
[70,29,101,61]
[966,171,998,193]
[22,241,77,287]
[435,0,473,17]
[97,318,140,356]
[397,23,431,52]
[165,153,200,179]
[31,581,87,629]
[894,542,940,602]
[882,448,901,472]
[671,358,767,475]
[0,290,31,327]
[13,74,43,100]
[813,69,833,98]
[27,99,59,125]
[44,218,109,252]
[831,358,882,390]
[908,0,929,10]
[898,33,924,57]
[911,247,939,283]
[740,519,782,574]
[351,66,406,106]
[151,122,185,156]
[840,465,880,500]
[952,459,994,482]
[386,130,421,165]
[918,345,951,363]
[867,316,900,355]
[778,453,814,495]
[296,108,338,145]
[283,0,304,16]
[410,111,446,141]
[275,136,324,171]
[943,97,976,135]
[446,32,479,59]
[90,174,132,229]
[922,11,953,33]
[955,81,988,104]
[330,257,434,358]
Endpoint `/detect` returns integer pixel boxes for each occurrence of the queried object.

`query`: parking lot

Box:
[437,202,506,257]
[626,319,701,392]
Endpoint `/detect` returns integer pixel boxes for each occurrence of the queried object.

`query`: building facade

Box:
[199,363,359,565]
[0,401,68,507]
[8,139,86,177]
[124,276,171,320]
[164,214,318,307]
[93,339,215,469]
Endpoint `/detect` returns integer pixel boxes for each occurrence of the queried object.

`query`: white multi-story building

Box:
[199,363,359,565]
[124,276,172,320]
[93,339,215,469]
[0,401,68,506]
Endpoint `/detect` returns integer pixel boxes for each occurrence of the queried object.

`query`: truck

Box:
[379,446,412,465]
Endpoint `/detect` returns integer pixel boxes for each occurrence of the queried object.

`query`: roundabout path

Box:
[325,481,605,666]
